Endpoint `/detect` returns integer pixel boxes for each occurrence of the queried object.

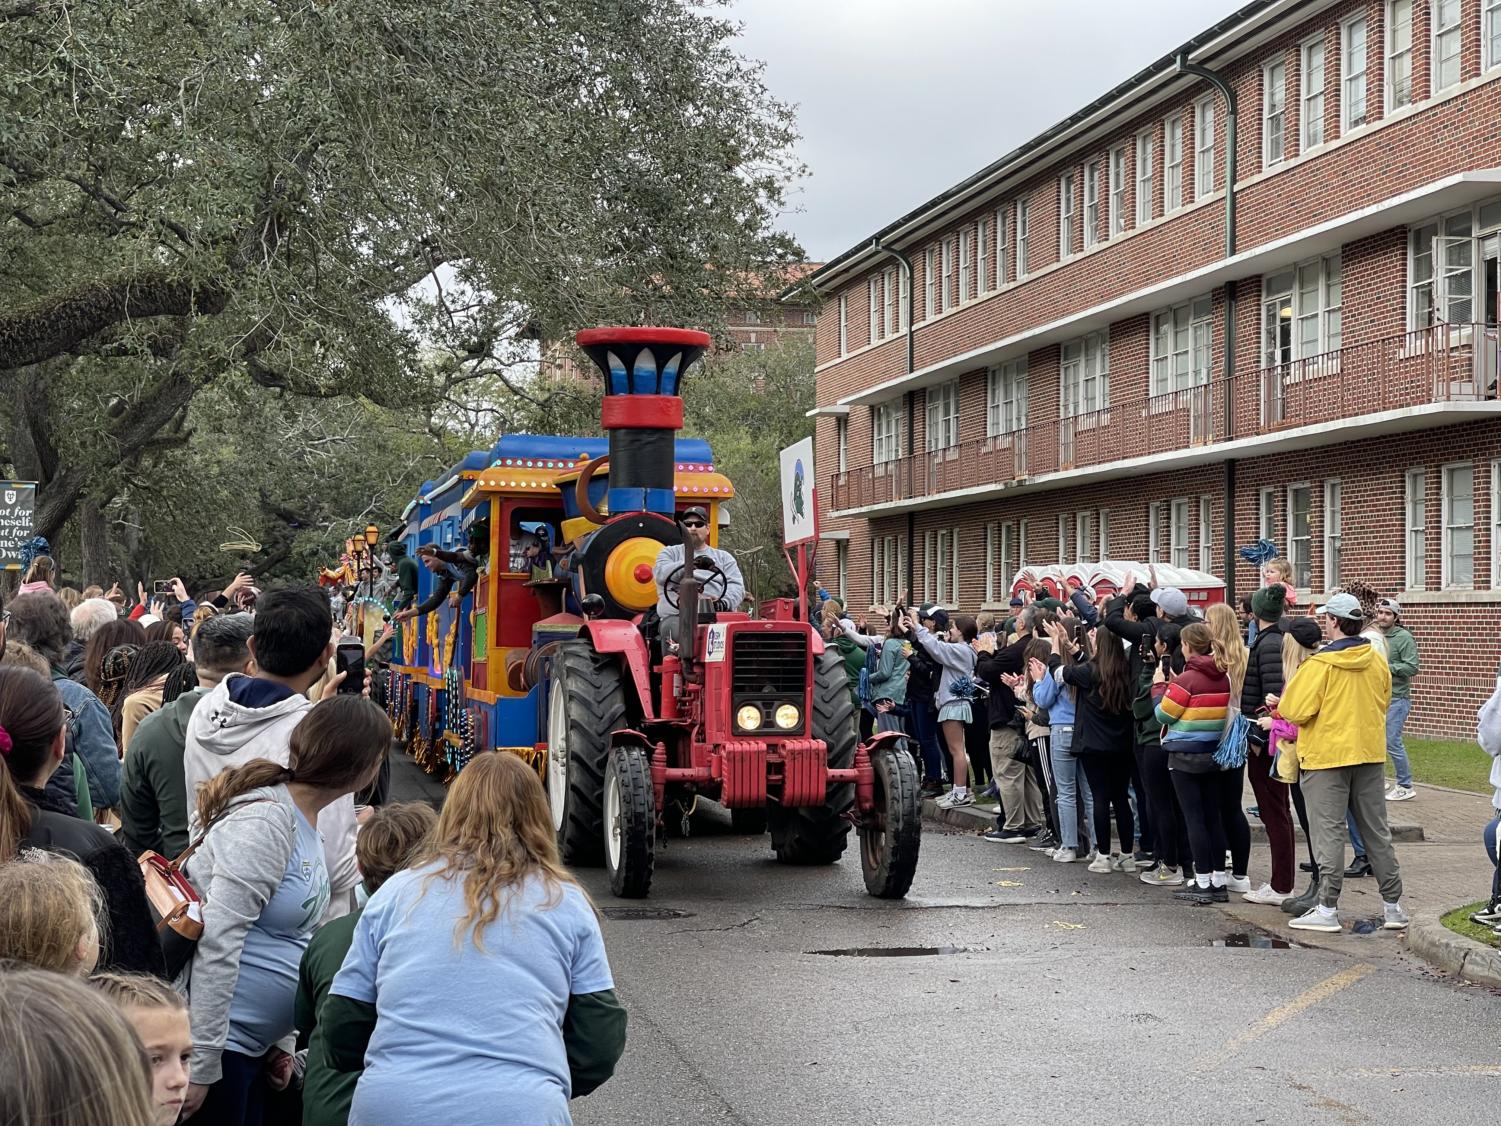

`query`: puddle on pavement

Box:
[601,907,697,921]
[807,945,976,957]
[1212,931,1298,949]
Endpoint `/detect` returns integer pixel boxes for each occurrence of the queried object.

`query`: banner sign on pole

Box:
[779,437,817,548]
[0,483,37,571]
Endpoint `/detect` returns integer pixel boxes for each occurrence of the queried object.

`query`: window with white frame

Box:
[926,529,961,605]
[872,535,901,606]
[959,228,972,303]
[838,294,848,355]
[836,416,848,473]
[986,359,1028,436]
[1057,513,1070,565]
[995,207,1008,285]
[868,277,879,343]
[1443,461,1475,587]
[1109,146,1127,236]
[1433,0,1463,93]
[1018,518,1029,568]
[1017,199,1031,277]
[872,401,903,465]
[925,380,960,453]
[1195,97,1216,198]
[1262,255,1342,366]
[1287,484,1312,588]
[1487,0,1501,71]
[1342,16,1368,132]
[1165,115,1184,211]
[1170,498,1191,567]
[1388,0,1414,110]
[1059,173,1076,259]
[1084,161,1100,249]
[836,540,848,602]
[1060,332,1109,417]
[1405,468,1426,589]
[1075,511,1094,563]
[1301,36,1326,149]
[1098,509,1110,558]
[1258,486,1277,541]
[1409,207,1481,328]
[987,521,1019,603]
[941,238,954,313]
[1324,479,1343,588]
[1492,462,1501,586]
[924,247,936,320]
[899,268,911,331]
[1135,130,1155,226]
[1263,60,1286,168]
[802,310,817,326]
[883,267,896,338]
[1198,496,1213,572]
[1150,295,1214,395]
[977,218,990,294]
[1148,501,1164,564]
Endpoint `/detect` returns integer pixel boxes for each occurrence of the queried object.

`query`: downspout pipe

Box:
[1177,53,1240,601]
[872,238,918,596]
[872,238,915,375]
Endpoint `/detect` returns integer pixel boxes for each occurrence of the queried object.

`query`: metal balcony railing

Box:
[826,323,1499,513]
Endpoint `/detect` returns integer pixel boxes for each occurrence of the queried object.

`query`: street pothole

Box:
[1212,931,1299,949]
[602,907,697,921]
[806,945,978,957]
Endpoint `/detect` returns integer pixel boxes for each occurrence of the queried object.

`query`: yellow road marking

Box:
[1200,963,1374,1069]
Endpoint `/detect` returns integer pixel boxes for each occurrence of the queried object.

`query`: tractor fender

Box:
[581,619,656,721]
[809,630,826,657]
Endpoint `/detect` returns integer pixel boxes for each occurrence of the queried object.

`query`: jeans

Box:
[1348,810,1367,859]
[1080,754,1135,856]
[196,1049,268,1126]
[1302,763,1404,909]
[1050,727,1095,850]
[908,698,943,783]
[1485,813,1500,909]
[1386,697,1414,788]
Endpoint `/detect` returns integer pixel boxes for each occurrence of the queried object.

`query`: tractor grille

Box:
[731,633,807,696]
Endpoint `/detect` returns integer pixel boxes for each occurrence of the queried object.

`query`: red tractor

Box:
[542,327,921,899]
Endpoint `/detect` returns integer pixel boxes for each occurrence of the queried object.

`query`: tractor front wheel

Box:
[604,744,656,898]
[769,651,855,865]
[860,744,922,899]
[546,641,628,866]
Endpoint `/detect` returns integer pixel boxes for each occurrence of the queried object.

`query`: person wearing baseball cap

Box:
[653,506,745,646]
[1373,598,1419,802]
[1278,592,1408,933]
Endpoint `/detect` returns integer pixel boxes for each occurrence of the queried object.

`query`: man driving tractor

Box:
[653,506,745,643]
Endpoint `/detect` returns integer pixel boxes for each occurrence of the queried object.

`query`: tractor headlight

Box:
[736,704,763,730]
[773,704,801,730]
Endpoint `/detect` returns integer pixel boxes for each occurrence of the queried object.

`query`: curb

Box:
[1248,819,1424,843]
[1406,914,1501,989]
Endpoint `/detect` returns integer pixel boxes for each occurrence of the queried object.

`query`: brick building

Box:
[804,0,1501,738]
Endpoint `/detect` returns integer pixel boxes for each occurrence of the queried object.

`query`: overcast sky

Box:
[724,0,1247,263]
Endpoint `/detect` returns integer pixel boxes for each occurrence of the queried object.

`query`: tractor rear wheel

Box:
[604,744,656,898]
[860,744,922,898]
[547,641,628,866]
[769,650,855,865]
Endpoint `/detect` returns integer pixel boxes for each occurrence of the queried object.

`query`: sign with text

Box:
[779,437,816,548]
[0,483,37,571]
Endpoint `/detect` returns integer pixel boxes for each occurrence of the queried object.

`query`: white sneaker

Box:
[1087,852,1113,873]
[1383,902,1411,930]
[1110,853,1138,874]
[1051,847,1079,864]
[1385,785,1416,802]
[935,788,973,809]
[1242,883,1289,905]
[1226,875,1253,895]
[1289,906,1342,933]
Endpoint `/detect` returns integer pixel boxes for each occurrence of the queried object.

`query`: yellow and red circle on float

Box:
[604,537,663,612]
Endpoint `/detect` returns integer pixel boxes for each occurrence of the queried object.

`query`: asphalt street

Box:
[388,751,1501,1125]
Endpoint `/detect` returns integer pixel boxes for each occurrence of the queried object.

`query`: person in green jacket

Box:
[296,802,437,1126]
[118,615,254,857]
[1374,597,1420,800]
[388,541,419,611]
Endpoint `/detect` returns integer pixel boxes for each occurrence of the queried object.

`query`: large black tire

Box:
[769,650,856,865]
[604,745,656,898]
[729,808,769,835]
[860,744,922,898]
[547,641,629,866]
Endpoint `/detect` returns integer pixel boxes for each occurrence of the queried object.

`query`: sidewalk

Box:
[924,780,1500,983]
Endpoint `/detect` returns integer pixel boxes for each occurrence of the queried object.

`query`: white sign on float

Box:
[778,437,816,548]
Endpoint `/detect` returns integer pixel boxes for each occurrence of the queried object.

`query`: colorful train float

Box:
[385,327,921,899]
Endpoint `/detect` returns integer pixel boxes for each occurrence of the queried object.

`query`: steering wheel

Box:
[662,557,730,611]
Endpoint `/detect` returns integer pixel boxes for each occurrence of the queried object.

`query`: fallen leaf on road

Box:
[991,867,1029,872]
[1050,920,1086,930]
[994,880,1024,888]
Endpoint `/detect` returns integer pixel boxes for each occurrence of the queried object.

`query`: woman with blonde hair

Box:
[0,966,158,1126]
[18,554,56,594]
[91,972,192,1126]
[324,751,627,1124]
[0,852,103,974]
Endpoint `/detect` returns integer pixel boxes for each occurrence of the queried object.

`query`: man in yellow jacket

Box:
[1278,592,1408,933]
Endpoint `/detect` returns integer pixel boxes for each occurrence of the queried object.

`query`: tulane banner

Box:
[0,483,38,571]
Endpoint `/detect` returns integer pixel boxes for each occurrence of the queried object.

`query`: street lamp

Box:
[363,524,379,602]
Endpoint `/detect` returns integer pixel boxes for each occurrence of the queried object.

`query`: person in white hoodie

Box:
[1474,660,1501,928]
[183,587,362,922]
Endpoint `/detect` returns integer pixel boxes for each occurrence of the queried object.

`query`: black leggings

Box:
[1080,754,1135,856]
[1290,780,1317,877]
[1170,764,1252,877]
[1139,743,1191,870]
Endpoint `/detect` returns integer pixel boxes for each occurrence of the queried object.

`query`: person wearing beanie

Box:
[1374,598,1419,802]
[1239,583,1295,905]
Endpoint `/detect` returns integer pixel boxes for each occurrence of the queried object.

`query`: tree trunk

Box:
[80,499,110,588]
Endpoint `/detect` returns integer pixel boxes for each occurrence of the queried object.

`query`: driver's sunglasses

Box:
[680,520,706,529]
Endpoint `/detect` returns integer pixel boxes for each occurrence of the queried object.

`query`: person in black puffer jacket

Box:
[0,665,164,976]
[907,606,946,796]
[1239,584,1298,905]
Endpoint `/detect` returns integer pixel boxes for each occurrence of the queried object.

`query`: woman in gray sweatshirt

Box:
[907,607,980,809]
[179,697,389,1125]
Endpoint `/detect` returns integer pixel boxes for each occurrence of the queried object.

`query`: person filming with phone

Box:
[653,506,744,646]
